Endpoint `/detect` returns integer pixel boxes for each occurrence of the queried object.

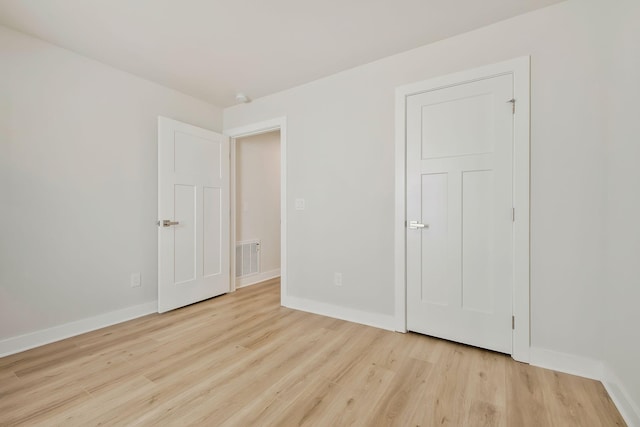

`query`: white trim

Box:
[394,57,531,362]
[394,86,407,333]
[229,133,238,290]
[603,364,640,427]
[510,57,531,363]
[225,117,287,306]
[529,347,603,381]
[236,269,281,288]
[530,348,640,426]
[0,301,157,358]
[283,295,395,331]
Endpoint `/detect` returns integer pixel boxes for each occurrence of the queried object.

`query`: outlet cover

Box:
[130,273,141,288]
[334,272,342,287]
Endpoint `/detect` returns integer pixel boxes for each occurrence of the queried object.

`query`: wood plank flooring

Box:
[0,279,626,426]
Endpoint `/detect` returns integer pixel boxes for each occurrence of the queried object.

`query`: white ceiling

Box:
[0,0,563,107]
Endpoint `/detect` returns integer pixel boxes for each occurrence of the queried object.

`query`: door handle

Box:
[159,220,180,227]
[408,220,428,230]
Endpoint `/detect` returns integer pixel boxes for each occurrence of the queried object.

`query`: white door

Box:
[158,117,230,313]
[406,74,514,354]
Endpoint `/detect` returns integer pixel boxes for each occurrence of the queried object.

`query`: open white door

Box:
[158,117,229,313]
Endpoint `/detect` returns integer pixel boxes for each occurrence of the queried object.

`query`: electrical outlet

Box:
[334,272,342,287]
[130,273,141,288]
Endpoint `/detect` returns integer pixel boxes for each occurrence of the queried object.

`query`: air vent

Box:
[235,240,260,278]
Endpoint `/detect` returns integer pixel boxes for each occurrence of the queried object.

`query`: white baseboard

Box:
[529,346,604,380]
[530,347,640,426]
[282,295,395,331]
[0,301,157,358]
[603,364,640,427]
[236,269,280,288]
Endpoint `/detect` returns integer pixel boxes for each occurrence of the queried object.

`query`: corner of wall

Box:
[529,347,639,426]
[603,364,640,427]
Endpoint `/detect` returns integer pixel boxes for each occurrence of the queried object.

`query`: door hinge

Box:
[512,208,515,222]
[512,315,515,330]
[507,98,516,114]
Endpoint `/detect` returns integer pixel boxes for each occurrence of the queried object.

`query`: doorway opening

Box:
[234,130,281,288]
[226,118,287,304]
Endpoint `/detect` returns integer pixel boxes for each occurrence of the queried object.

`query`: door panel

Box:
[158,117,229,313]
[406,74,514,354]
[174,184,196,284]
[420,173,448,306]
[203,186,222,277]
[461,169,493,313]
[421,93,495,158]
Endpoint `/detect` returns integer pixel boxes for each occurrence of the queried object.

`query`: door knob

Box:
[159,220,180,227]
[408,220,428,230]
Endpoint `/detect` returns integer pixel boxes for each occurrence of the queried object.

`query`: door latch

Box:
[408,220,428,230]
[158,219,180,227]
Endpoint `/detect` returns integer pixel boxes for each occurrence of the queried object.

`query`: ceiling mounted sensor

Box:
[235,93,251,104]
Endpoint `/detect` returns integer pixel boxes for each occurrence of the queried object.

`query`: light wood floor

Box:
[0,279,625,426]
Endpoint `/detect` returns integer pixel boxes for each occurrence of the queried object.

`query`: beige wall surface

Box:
[236,131,281,274]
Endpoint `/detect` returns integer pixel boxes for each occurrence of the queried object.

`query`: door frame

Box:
[225,117,287,304]
[394,57,531,362]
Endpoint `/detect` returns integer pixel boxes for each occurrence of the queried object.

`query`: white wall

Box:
[236,131,281,276]
[225,0,640,417]
[603,0,640,415]
[225,0,610,359]
[0,25,223,342]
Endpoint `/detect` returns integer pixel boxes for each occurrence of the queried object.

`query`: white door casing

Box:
[158,117,230,313]
[395,57,531,362]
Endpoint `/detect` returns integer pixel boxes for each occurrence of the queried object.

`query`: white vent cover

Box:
[236,240,260,278]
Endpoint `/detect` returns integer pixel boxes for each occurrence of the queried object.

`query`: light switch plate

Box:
[295,198,305,210]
